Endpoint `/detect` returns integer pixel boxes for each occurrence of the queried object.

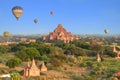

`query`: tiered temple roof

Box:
[42,24,78,43]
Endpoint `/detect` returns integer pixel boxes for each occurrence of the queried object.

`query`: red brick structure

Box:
[42,24,78,43]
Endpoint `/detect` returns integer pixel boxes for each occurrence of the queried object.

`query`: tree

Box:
[64,46,86,56]
[39,54,49,64]
[49,53,67,67]
[89,44,102,52]
[10,72,21,80]
[6,58,22,68]
[37,45,52,55]
[16,47,40,61]
[72,40,90,49]
[0,45,8,54]
[49,47,67,67]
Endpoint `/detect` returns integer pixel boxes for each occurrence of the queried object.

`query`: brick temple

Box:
[22,59,40,77]
[42,24,78,43]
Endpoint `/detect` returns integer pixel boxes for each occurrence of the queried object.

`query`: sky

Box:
[0,0,120,35]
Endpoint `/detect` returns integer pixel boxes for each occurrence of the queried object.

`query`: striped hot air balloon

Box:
[12,6,23,20]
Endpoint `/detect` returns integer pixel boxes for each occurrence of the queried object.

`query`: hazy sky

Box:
[0,0,120,35]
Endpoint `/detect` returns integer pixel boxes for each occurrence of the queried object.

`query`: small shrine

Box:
[113,43,120,58]
[40,61,47,72]
[97,53,101,62]
[22,59,40,77]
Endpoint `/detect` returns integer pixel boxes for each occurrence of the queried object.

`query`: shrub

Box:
[6,58,22,68]
[72,75,84,80]
[68,55,77,64]
[10,72,21,80]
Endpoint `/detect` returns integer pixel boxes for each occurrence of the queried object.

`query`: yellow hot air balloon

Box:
[34,19,38,24]
[3,31,10,37]
[104,29,109,34]
[12,6,23,20]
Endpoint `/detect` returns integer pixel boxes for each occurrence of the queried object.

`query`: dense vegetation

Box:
[0,35,120,80]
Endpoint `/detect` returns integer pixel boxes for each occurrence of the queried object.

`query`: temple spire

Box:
[31,58,36,66]
[27,61,30,67]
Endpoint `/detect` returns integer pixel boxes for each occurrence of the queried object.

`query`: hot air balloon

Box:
[34,19,38,24]
[3,31,10,38]
[50,11,54,15]
[104,29,109,34]
[12,6,23,20]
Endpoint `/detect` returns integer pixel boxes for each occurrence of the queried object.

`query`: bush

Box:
[6,58,22,68]
[10,72,21,80]
[106,51,117,57]
[68,55,77,64]
[72,74,84,80]
[16,47,40,61]
[49,53,67,67]
[77,56,83,63]
[80,62,87,67]
[39,55,49,64]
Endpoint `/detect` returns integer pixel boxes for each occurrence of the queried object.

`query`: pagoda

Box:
[42,24,78,43]
[22,59,40,77]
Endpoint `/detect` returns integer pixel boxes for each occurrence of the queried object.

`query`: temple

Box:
[42,24,78,43]
[22,59,40,77]
[40,61,47,72]
[113,44,120,58]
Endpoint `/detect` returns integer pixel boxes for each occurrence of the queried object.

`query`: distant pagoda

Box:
[113,43,120,58]
[42,24,78,43]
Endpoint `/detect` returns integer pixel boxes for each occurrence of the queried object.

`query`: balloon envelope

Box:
[3,32,10,37]
[50,11,54,15]
[12,6,23,20]
[34,19,38,24]
[104,29,109,34]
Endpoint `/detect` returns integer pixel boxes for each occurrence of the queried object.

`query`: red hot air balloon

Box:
[50,11,54,15]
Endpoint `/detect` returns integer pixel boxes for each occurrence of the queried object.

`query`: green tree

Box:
[49,53,67,67]
[0,45,8,54]
[16,47,40,61]
[6,58,22,68]
[49,47,67,67]
[39,54,49,64]
[72,40,90,49]
[10,72,21,80]
[64,46,86,56]
[10,44,26,52]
